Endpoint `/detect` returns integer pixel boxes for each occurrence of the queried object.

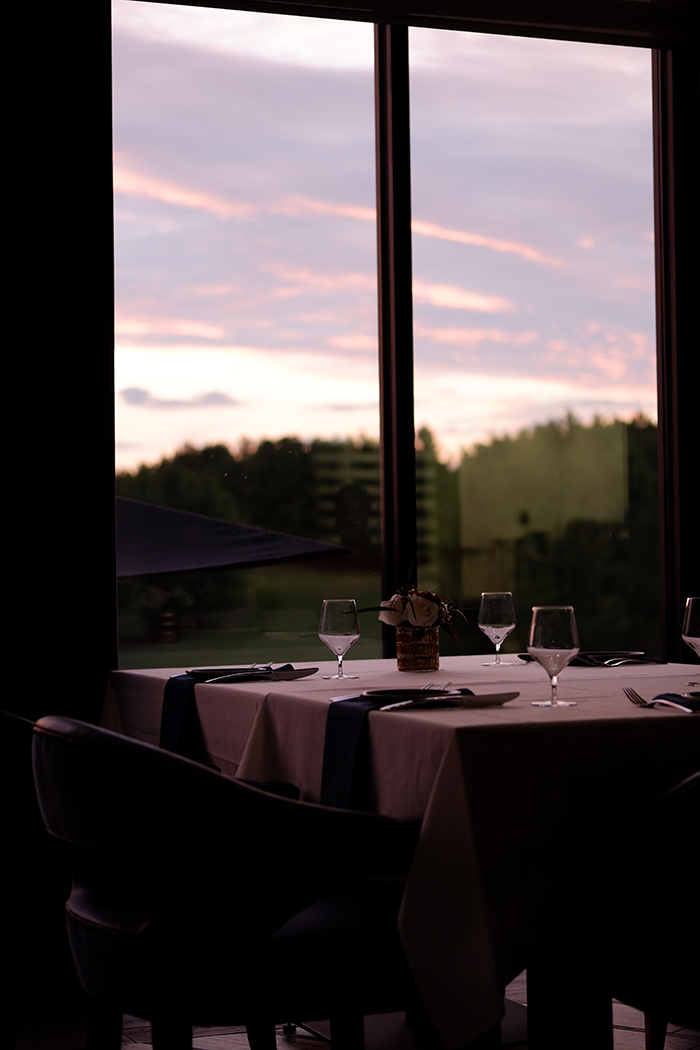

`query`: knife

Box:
[379,691,520,711]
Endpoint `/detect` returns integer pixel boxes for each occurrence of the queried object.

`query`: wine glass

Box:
[319,599,360,679]
[478,592,517,666]
[682,597,700,657]
[528,605,579,707]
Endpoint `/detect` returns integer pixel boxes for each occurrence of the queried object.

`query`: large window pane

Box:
[113,2,381,667]
[409,30,660,656]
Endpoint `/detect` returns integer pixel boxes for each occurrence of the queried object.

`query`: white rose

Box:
[405,595,439,627]
[378,594,405,626]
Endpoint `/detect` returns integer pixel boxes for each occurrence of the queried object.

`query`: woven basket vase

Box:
[395,625,440,672]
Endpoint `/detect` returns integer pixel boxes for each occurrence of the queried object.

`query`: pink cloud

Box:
[115,316,226,339]
[544,326,654,383]
[114,160,555,266]
[413,279,513,313]
[113,162,258,220]
[411,219,560,266]
[270,266,376,297]
[328,334,377,351]
[614,276,655,291]
[589,350,628,380]
[416,325,538,347]
[270,195,376,223]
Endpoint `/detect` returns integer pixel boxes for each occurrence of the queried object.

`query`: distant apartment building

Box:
[307,418,653,612]
[309,437,442,582]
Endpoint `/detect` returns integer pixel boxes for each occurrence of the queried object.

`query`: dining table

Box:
[103,654,700,1047]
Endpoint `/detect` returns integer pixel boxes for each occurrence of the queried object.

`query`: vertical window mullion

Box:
[374,23,417,654]
[652,46,698,660]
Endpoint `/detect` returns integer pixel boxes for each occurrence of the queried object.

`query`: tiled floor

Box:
[117,992,700,1050]
[503,972,700,1050]
[118,1010,522,1049]
[15,973,699,1049]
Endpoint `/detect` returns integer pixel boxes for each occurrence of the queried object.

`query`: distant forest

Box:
[116,416,661,656]
[117,437,322,538]
[116,416,658,543]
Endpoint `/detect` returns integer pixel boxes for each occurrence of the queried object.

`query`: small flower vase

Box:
[396,625,440,672]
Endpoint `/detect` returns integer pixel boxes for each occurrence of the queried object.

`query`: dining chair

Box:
[31,714,421,1050]
[605,770,700,1050]
[525,768,700,1050]
[1,708,87,1036]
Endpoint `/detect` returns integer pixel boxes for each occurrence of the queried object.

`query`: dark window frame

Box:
[110,0,696,667]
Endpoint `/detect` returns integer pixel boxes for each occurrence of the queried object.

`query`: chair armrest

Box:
[67,881,151,938]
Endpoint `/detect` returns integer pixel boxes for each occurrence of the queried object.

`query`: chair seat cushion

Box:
[67,880,413,1025]
[261,881,412,1018]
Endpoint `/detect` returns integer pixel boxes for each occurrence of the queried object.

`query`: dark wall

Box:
[12,1,117,723]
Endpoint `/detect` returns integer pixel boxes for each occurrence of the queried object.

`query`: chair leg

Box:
[645,1014,668,1050]
[330,1013,365,1050]
[151,1015,192,1049]
[86,1000,122,1050]
[527,954,613,1049]
[246,1019,278,1050]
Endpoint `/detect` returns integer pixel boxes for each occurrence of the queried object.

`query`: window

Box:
[112,2,692,663]
[408,28,659,655]
[113,4,384,666]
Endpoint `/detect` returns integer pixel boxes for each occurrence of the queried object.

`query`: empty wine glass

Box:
[478,592,517,666]
[682,597,700,658]
[319,599,360,679]
[529,605,580,707]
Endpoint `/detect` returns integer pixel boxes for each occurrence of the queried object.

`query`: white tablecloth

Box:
[104,656,700,1044]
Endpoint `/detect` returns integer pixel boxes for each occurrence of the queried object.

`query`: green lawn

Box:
[118,561,384,669]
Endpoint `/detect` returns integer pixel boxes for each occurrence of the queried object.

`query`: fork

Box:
[623,686,697,712]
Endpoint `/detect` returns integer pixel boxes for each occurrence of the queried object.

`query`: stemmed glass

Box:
[528,605,580,707]
[682,597,700,658]
[478,592,517,666]
[319,599,360,679]
[682,597,700,686]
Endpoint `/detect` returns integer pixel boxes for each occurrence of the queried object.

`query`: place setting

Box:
[184,664,319,683]
[617,596,700,713]
[330,687,520,711]
[321,590,519,709]
[159,661,321,762]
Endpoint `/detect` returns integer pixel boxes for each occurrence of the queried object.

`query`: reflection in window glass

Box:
[112,2,381,667]
[409,30,660,656]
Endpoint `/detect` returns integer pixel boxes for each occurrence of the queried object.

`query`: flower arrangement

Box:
[377,586,465,642]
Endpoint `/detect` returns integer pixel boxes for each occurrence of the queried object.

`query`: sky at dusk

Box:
[113,1,656,471]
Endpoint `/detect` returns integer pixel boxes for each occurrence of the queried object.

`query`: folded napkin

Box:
[160,673,211,764]
[320,696,382,810]
[652,693,700,713]
[186,664,299,683]
[160,668,292,763]
[573,652,662,667]
[518,651,662,667]
[320,689,473,810]
[160,665,315,769]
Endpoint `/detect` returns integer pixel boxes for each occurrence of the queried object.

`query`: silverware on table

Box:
[330,685,454,703]
[200,666,318,684]
[623,686,700,713]
[379,691,520,711]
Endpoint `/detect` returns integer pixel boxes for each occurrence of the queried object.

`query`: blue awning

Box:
[116,498,346,577]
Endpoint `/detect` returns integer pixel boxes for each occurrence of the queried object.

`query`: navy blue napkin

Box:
[160,673,211,764]
[653,693,700,712]
[319,690,475,810]
[320,696,383,810]
[159,667,292,762]
[159,675,301,795]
